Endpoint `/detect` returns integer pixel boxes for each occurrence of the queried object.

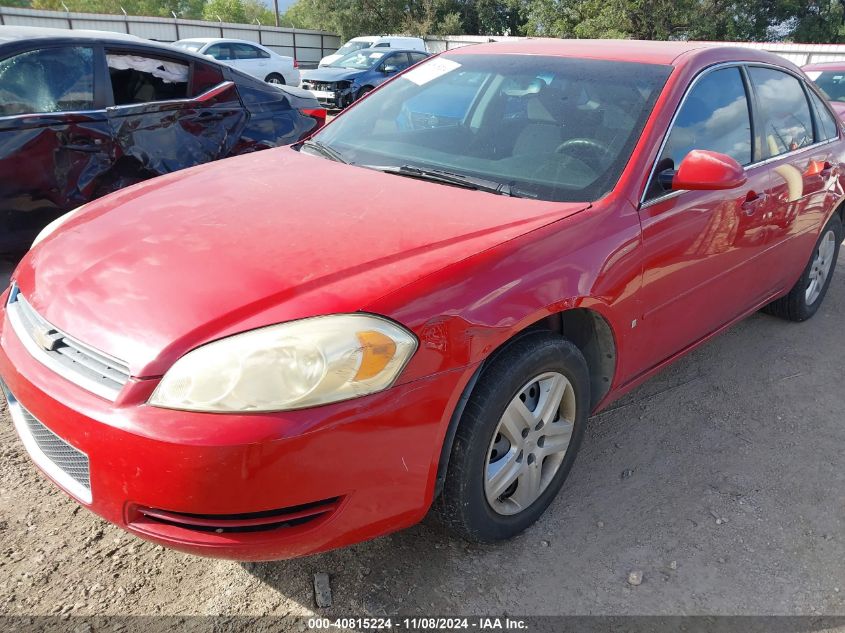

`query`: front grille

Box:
[6,285,130,400]
[1,380,92,504]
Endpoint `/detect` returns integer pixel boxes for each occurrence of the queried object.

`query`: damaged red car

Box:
[1,39,843,560]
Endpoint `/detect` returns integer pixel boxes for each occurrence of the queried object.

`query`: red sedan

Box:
[1,40,842,561]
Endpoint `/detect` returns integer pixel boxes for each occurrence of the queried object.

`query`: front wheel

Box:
[265,73,285,85]
[355,86,373,101]
[764,213,842,321]
[436,332,590,543]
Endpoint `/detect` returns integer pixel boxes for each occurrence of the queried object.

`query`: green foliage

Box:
[202,0,245,22]
[3,0,845,44]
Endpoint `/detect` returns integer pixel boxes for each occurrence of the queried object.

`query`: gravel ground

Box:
[0,254,844,619]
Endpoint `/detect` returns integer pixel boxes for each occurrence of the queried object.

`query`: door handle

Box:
[741,191,768,215]
[820,161,838,179]
[195,111,226,122]
[61,141,104,153]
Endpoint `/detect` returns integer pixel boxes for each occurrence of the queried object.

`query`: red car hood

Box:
[15,148,587,377]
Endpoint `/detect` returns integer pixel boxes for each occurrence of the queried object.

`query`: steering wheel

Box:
[555,138,614,170]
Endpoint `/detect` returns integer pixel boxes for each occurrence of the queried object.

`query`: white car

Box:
[319,36,426,67]
[173,38,300,86]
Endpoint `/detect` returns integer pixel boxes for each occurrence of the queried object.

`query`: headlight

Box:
[149,314,417,412]
[31,204,88,249]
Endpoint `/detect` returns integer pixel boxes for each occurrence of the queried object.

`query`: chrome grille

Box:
[6,285,130,400]
[1,380,92,503]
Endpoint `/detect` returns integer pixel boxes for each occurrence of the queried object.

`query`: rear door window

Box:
[233,43,268,60]
[0,46,94,116]
[808,89,839,141]
[748,67,814,157]
[107,53,189,105]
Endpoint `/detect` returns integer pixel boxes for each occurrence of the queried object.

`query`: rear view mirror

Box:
[660,149,747,191]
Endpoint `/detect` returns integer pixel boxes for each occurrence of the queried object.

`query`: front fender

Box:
[367,197,643,391]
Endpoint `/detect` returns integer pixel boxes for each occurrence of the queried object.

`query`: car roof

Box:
[176,37,265,46]
[445,38,792,68]
[803,61,845,71]
[0,25,145,45]
[346,47,426,55]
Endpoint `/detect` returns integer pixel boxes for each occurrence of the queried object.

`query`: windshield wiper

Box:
[367,164,515,196]
[300,139,348,164]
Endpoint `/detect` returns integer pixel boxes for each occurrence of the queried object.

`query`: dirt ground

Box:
[0,253,844,620]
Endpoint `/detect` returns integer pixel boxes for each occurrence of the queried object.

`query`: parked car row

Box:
[1,36,844,562]
[0,26,325,252]
[173,37,301,87]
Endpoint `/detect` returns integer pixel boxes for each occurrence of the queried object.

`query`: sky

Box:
[260,0,297,13]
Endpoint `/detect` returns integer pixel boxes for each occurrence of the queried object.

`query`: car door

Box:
[376,52,411,86]
[745,65,842,290]
[104,47,247,187]
[633,65,776,374]
[231,43,268,81]
[0,44,113,251]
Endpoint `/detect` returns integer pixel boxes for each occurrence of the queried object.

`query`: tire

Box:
[764,213,842,321]
[355,86,373,101]
[436,332,590,543]
[265,73,285,85]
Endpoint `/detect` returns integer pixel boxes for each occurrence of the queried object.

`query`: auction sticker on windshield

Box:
[403,57,461,85]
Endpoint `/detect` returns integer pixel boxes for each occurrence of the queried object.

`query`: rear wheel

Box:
[764,213,842,321]
[265,73,285,85]
[436,332,590,543]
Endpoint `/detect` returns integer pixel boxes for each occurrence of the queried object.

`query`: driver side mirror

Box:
[382,64,399,74]
[659,149,747,191]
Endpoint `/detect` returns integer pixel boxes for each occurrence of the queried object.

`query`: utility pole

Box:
[273,0,280,27]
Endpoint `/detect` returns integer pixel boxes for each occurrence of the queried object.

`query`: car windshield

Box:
[806,70,845,102]
[330,50,386,69]
[174,41,204,53]
[312,54,672,203]
[334,41,374,57]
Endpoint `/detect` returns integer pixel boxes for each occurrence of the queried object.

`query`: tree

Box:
[202,0,246,22]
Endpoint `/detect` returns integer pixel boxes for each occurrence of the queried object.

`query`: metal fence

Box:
[0,6,341,67]
[3,9,845,69]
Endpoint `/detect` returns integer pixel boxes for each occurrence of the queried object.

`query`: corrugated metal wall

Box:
[0,6,341,66]
[3,9,845,68]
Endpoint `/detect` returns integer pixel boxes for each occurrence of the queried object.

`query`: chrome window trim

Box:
[0,381,92,504]
[6,294,126,401]
[0,108,103,122]
[104,80,234,111]
[640,60,841,209]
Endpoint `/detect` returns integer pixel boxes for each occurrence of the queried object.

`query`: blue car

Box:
[300,48,429,109]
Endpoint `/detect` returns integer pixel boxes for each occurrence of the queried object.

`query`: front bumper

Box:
[301,83,355,109]
[0,297,471,560]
